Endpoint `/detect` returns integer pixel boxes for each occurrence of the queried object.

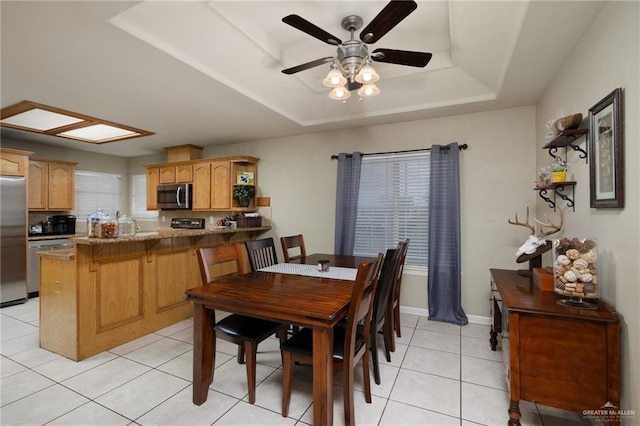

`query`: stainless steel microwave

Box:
[157,183,192,210]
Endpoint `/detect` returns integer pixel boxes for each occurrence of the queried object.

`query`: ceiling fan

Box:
[281,0,432,99]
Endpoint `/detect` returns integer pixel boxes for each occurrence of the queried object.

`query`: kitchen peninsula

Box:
[38,226,270,361]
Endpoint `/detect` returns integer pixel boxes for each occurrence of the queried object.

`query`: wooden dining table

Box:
[291,253,378,269]
[185,253,376,426]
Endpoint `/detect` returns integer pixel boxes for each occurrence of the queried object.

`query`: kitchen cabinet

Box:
[146,167,160,210]
[28,159,76,211]
[159,163,193,184]
[490,269,620,426]
[39,228,271,361]
[145,156,258,211]
[0,148,32,176]
[230,159,258,211]
[192,160,231,210]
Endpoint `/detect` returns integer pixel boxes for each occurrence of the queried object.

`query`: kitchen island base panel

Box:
[40,234,271,361]
[40,242,193,361]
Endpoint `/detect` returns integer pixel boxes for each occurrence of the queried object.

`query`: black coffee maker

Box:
[50,215,76,235]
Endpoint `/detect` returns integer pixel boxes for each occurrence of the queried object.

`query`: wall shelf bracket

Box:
[554,184,575,211]
[543,129,588,164]
[535,181,576,212]
[538,188,556,210]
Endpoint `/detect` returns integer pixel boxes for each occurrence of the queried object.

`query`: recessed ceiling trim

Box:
[0,100,153,144]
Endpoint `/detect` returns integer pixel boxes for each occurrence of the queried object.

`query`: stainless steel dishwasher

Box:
[28,238,73,297]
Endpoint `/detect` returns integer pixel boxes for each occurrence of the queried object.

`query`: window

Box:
[131,174,158,220]
[353,152,430,269]
[74,171,122,218]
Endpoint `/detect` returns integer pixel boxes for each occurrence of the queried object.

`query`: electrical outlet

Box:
[209,216,214,224]
[161,216,165,222]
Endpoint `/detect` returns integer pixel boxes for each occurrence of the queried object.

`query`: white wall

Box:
[536,1,639,414]
[201,105,536,320]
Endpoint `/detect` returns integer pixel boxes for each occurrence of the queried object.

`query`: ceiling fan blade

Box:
[371,48,432,67]
[282,15,342,45]
[282,57,334,75]
[360,0,418,44]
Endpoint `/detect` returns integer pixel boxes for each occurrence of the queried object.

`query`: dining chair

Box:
[280,253,384,425]
[280,234,306,262]
[368,247,401,385]
[244,237,279,271]
[244,237,300,335]
[196,244,287,404]
[386,239,410,350]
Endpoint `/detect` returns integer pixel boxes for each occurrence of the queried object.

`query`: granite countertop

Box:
[69,226,272,245]
[37,248,74,260]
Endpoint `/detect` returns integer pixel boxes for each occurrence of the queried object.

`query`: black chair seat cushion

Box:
[215,314,282,342]
[280,326,365,362]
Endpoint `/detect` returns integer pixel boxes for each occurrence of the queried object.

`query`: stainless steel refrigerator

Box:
[1,175,28,307]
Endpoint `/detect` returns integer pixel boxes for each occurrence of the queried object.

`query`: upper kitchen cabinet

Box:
[146,167,160,211]
[0,148,33,176]
[159,163,193,184]
[28,159,77,211]
[192,160,231,210]
[145,155,258,212]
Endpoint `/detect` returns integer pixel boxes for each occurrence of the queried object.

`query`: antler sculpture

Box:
[508,207,563,257]
[535,209,564,238]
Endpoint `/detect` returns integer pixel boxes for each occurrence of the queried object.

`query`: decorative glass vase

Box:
[553,237,598,309]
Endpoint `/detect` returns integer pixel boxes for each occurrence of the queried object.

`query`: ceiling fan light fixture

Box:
[322,67,347,88]
[357,83,380,98]
[281,2,432,103]
[355,63,380,84]
[329,86,351,100]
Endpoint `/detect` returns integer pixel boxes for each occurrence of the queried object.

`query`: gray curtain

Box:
[334,152,362,255]
[428,143,468,325]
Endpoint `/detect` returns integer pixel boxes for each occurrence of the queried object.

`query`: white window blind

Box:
[131,174,158,220]
[74,171,122,219]
[353,152,430,268]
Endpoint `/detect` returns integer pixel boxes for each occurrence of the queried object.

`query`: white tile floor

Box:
[1,298,592,425]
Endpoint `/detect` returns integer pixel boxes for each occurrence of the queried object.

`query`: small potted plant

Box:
[233,185,256,207]
[551,158,568,183]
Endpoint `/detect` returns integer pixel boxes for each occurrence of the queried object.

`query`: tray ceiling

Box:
[1,1,606,157]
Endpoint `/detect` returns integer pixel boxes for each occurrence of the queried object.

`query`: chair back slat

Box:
[391,240,409,303]
[372,248,398,322]
[245,238,279,271]
[344,253,383,360]
[197,244,244,284]
[280,234,306,262]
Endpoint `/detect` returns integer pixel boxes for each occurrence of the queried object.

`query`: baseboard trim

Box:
[400,306,491,326]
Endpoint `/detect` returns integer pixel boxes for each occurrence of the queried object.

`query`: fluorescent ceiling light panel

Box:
[1,108,84,130]
[58,124,140,142]
[0,100,153,144]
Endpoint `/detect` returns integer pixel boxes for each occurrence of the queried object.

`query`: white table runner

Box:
[258,263,357,281]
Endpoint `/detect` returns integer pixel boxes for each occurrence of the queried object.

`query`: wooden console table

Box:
[489,269,620,426]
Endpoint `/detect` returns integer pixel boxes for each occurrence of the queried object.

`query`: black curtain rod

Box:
[330,143,468,160]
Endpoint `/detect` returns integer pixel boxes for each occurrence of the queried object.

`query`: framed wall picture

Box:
[589,88,624,208]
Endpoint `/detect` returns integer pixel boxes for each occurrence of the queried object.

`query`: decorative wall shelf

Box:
[543,129,588,162]
[535,181,576,211]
